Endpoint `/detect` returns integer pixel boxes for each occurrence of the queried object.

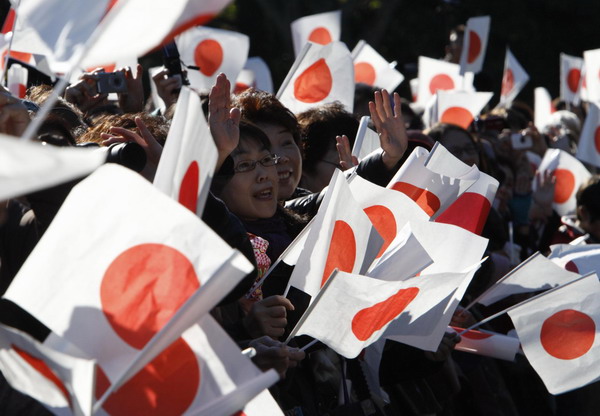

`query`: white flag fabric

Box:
[575,102,600,168]
[416,56,474,105]
[499,48,529,107]
[537,148,592,216]
[476,252,580,307]
[5,165,253,392]
[7,63,27,98]
[459,15,491,75]
[534,87,554,132]
[234,57,273,94]
[435,170,499,235]
[437,90,493,130]
[176,26,249,93]
[153,86,217,216]
[560,53,584,105]
[285,170,381,299]
[351,40,404,92]
[0,324,95,416]
[290,10,341,57]
[289,270,470,358]
[386,145,479,219]
[507,273,600,395]
[351,116,381,161]
[584,48,600,103]
[277,41,354,114]
[0,133,105,201]
[549,244,600,275]
[449,326,519,362]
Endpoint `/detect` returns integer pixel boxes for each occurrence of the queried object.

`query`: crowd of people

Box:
[0,20,599,416]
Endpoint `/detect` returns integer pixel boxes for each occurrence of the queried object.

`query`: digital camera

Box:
[95,72,128,94]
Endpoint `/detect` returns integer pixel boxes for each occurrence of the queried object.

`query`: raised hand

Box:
[152,67,182,110]
[64,68,109,114]
[208,73,241,171]
[117,64,144,113]
[369,90,408,170]
[243,295,295,340]
[336,135,359,170]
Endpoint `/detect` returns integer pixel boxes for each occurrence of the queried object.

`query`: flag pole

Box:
[458,272,595,335]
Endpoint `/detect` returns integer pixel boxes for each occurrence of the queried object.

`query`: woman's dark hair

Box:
[577,176,600,222]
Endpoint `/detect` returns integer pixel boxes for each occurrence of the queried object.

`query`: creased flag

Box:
[507,273,600,395]
[449,326,519,362]
[277,41,354,114]
[0,133,105,201]
[352,116,381,161]
[416,56,474,106]
[537,148,592,216]
[437,90,493,130]
[5,164,254,413]
[575,102,600,168]
[534,87,554,132]
[351,40,404,92]
[0,324,95,416]
[560,53,584,105]
[290,10,341,57]
[289,269,470,358]
[474,252,580,307]
[386,144,479,219]
[459,15,491,75]
[499,48,529,107]
[176,26,249,93]
[234,57,273,94]
[285,170,382,299]
[549,244,600,275]
[153,86,217,216]
[583,48,600,103]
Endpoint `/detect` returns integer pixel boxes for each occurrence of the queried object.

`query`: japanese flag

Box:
[277,41,354,114]
[507,273,600,395]
[351,40,404,92]
[534,87,554,131]
[290,10,341,57]
[0,133,105,201]
[6,62,28,98]
[474,252,580,307]
[584,48,600,103]
[499,48,529,107]
[176,26,249,93]
[352,116,381,161]
[580,64,589,102]
[560,53,584,105]
[537,148,592,216]
[459,15,491,75]
[435,170,499,235]
[387,144,479,219]
[153,86,218,216]
[234,57,273,94]
[5,164,253,403]
[449,326,519,362]
[416,56,474,105]
[285,170,382,299]
[437,90,493,130]
[0,324,95,416]
[575,102,600,168]
[549,244,600,275]
[289,269,472,358]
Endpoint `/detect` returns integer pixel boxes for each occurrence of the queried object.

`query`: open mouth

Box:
[254,188,274,200]
[278,170,292,181]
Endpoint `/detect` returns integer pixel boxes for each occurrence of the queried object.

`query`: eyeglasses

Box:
[234,154,280,173]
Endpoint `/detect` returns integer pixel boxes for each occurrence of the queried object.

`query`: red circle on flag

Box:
[293,58,333,103]
[429,74,455,95]
[440,106,474,130]
[460,329,493,340]
[364,205,397,259]
[179,161,200,213]
[352,287,419,341]
[354,62,377,86]
[467,31,481,64]
[391,182,441,217]
[594,126,600,154]
[194,39,223,77]
[308,27,333,45]
[567,69,582,94]
[17,83,26,98]
[1,50,32,69]
[96,338,200,416]
[321,220,356,287]
[501,68,514,97]
[100,243,200,349]
[540,309,595,360]
[553,168,575,204]
[234,82,251,95]
[565,260,579,273]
